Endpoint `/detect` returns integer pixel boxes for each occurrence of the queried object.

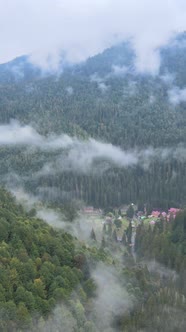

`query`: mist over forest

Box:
[0,1,186,331]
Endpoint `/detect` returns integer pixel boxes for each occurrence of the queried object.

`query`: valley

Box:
[0,26,185,331]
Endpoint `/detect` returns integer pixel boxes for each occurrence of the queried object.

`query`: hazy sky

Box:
[1,0,186,73]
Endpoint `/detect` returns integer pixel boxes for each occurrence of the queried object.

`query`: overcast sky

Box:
[0,0,186,73]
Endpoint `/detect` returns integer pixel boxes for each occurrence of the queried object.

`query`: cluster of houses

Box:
[149,208,181,221]
[82,206,102,216]
[137,207,181,225]
[82,205,181,227]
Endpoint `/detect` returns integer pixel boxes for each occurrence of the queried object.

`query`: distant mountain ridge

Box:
[0,51,71,84]
[1,32,186,84]
[0,55,41,83]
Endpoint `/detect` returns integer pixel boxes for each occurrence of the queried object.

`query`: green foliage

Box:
[63,200,80,222]
[126,205,135,219]
[114,218,122,228]
[0,36,186,331]
[135,210,186,272]
[0,188,93,330]
[0,193,185,331]
[0,39,186,209]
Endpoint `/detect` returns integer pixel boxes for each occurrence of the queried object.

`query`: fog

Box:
[8,185,98,243]
[1,121,186,177]
[8,185,133,331]
[27,263,133,332]
[1,1,186,74]
[65,86,74,96]
[0,120,75,149]
[112,65,129,76]
[90,263,132,331]
[36,144,186,176]
[168,86,186,105]
[6,176,185,331]
[144,260,178,281]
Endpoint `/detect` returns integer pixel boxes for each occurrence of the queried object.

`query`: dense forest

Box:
[0,188,185,331]
[0,31,186,331]
[0,34,186,209]
[0,188,107,331]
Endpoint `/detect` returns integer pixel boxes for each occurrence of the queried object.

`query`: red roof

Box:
[151,211,160,218]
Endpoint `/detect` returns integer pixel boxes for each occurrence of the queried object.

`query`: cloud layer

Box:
[0,120,74,149]
[1,121,186,176]
[168,87,186,105]
[1,0,186,73]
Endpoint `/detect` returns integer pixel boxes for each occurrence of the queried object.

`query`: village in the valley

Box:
[81,204,182,246]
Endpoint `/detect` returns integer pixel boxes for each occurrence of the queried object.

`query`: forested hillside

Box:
[1,1,186,331]
[0,188,107,331]
[135,210,186,272]
[0,35,186,208]
[0,188,185,331]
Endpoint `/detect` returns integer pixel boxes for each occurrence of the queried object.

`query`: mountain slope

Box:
[0,35,186,208]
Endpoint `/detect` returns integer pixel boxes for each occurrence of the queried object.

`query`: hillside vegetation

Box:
[0,36,186,209]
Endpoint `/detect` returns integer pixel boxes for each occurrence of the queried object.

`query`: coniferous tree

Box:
[126,221,133,245]
[126,205,134,219]
[112,229,118,242]
[90,228,96,241]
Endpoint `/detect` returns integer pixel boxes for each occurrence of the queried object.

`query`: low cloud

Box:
[91,263,132,331]
[0,120,43,146]
[32,304,78,332]
[144,260,177,281]
[124,80,137,96]
[9,186,69,229]
[66,86,74,96]
[9,186,99,242]
[1,121,186,177]
[0,121,138,171]
[35,141,139,176]
[0,120,75,149]
[27,262,133,332]
[37,144,186,177]
[168,86,186,105]
[149,94,156,104]
[1,1,186,75]
[90,73,108,93]
[98,82,108,93]
[90,73,103,83]
[112,65,129,76]
[134,47,161,75]
[160,73,175,85]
